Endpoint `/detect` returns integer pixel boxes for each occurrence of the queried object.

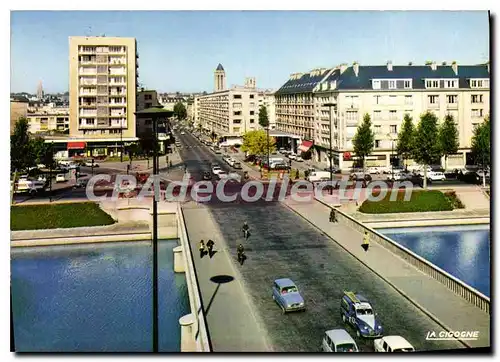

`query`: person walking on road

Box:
[237,243,246,265]
[207,239,215,258]
[329,209,337,223]
[199,240,207,258]
[361,232,370,252]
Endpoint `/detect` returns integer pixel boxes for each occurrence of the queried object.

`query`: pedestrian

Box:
[329,208,337,223]
[199,240,206,258]
[361,231,370,252]
[206,239,215,257]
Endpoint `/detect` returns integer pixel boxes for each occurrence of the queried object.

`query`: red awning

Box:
[67,142,87,150]
[298,140,313,153]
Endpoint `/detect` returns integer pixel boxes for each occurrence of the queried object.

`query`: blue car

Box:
[272,278,305,313]
[340,291,383,338]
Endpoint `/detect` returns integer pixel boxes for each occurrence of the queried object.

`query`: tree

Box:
[439,114,459,171]
[258,105,269,128]
[352,113,374,172]
[413,111,443,188]
[396,113,415,169]
[11,117,34,171]
[241,130,276,156]
[471,115,490,187]
[173,102,187,121]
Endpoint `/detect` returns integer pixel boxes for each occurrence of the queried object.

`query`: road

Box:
[176,130,465,352]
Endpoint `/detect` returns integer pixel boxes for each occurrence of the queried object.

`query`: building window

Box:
[389,80,396,89]
[389,110,397,120]
[445,80,458,88]
[373,80,381,89]
[145,94,152,100]
[404,96,413,106]
[389,95,397,104]
[233,94,242,99]
[373,110,382,120]
[470,80,484,88]
[471,109,484,118]
[234,111,242,116]
[250,94,254,99]
[374,125,381,134]
[471,94,483,104]
[375,140,381,148]
[345,111,358,121]
[390,125,397,133]
[250,110,254,115]
[446,95,458,104]
[233,119,242,124]
[145,102,152,108]
[374,95,381,105]
[426,80,439,88]
[428,95,439,104]
[404,80,411,89]
[250,119,255,123]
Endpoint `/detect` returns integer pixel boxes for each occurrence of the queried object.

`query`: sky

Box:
[10,10,490,94]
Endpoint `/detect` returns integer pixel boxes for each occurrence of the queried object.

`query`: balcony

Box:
[346,120,358,126]
[446,102,459,110]
[427,102,440,109]
[80,103,97,108]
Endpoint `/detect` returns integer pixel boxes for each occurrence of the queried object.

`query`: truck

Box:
[306,171,331,183]
[13,178,46,196]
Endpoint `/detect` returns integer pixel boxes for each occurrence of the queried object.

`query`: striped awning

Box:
[298,140,313,153]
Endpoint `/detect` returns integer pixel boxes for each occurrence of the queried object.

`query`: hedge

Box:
[359,190,454,214]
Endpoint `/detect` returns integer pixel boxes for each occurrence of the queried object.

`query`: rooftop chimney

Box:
[387,61,393,71]
[339,63,348,74]
[353,62,359,77]
[408,61,413,66]
[442,61,447,66]
[452,61,458,75]
[429,61,437,71]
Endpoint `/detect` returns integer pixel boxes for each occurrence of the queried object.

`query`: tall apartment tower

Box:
[69,36,138,139]
[214,64,226,92]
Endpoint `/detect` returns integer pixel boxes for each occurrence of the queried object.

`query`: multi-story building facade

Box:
[275,62,490,169]
[27,114,70,134]
[196,65,260,138]
[10,97,29,134]
[69,36,138,141]
[136,89,159,137]
[258,90,277,130]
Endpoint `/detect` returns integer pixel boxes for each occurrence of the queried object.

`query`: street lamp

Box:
[120,127,123,163]
[266,126,270,174]
[49,141,54,202]
[387,133,395,180]
[135,105,174,353]
[324,103,336,195]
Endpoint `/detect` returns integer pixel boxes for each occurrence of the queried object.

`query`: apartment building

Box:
[196,65,260,138]
[27,114,70,134]
[66,36,138,156]
[258,90,277,130]
[275,62,490,169]
[10,97,29,134]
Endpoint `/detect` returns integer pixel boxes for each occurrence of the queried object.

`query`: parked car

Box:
[388,171,412,181]
[232,161,242,169]
[84,160,99,167]
[212,165,223,175]
[322,329,359,352]
[350,173,372,182]
[368,167,386,175]
[272,163,290,171]
[180,131,185,135]
[427,171,446,181]
[323,165,341,174]
[74,179,88,188]
[288,154,297,160]
[374,336,414,352]
[56,174,66,183]
[341,291,383,338]
[272,278,305,313]
[295,156,304,162]
[307,171,332,183]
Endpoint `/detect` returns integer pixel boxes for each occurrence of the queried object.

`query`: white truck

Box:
[306,171,331,183]
[13,178,46,196]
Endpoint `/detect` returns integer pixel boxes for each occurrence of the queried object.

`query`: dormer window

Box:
[470,79,489,88]
[404,80,412,89]
[372,80,381,89]
[389,80,396,89]
[426,80,439,89]
[444,79,458,88]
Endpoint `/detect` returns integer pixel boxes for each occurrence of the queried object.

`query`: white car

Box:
[288,154,297,160]
[368,167,386,175]
[212,166,223,175]
[180,131,185,135]
[374,336,414,352]
[56,174,66,182]
[295,156,304,162]
[388,171,412,181]
[322,329,359,352]
[427,171,446,181]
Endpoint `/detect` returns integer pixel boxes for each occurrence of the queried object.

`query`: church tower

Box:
[214,64,226,92]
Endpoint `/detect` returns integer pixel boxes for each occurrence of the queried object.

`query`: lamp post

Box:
[324,103,336,195]
[135,105,174,353]
[49,141,53,202]
[267,126,270,174]
[120,127,123,163]
[387,133,395,180]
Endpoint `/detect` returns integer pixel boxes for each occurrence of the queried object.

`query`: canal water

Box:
[11,240,189,352]
[380,225,490,297]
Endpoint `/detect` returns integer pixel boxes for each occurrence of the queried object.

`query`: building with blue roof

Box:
[275,61,490,170]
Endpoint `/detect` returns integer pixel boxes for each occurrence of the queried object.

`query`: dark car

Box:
[202,171,212,180]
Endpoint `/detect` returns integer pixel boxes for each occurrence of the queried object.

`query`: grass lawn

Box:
[11,202,115,231]
[359,190,454,214]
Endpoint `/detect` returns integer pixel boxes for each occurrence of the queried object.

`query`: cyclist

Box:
[242,222,250,239]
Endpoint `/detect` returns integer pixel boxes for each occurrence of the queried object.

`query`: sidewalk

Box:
[182,203,271,352]
[281,197,490,348]
[98,150,184,173]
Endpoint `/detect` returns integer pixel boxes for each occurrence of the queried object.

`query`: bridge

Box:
[173,130,490,352]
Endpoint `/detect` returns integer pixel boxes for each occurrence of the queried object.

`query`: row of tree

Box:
[11,118,55,172]
[353,111,490,188]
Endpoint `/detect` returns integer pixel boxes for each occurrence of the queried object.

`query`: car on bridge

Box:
[202,171,212,180]
[212,165,223,175]
[272,278,305,314]
[373,335,414,352]
[341,291,383,338]
[321,329,359,352]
